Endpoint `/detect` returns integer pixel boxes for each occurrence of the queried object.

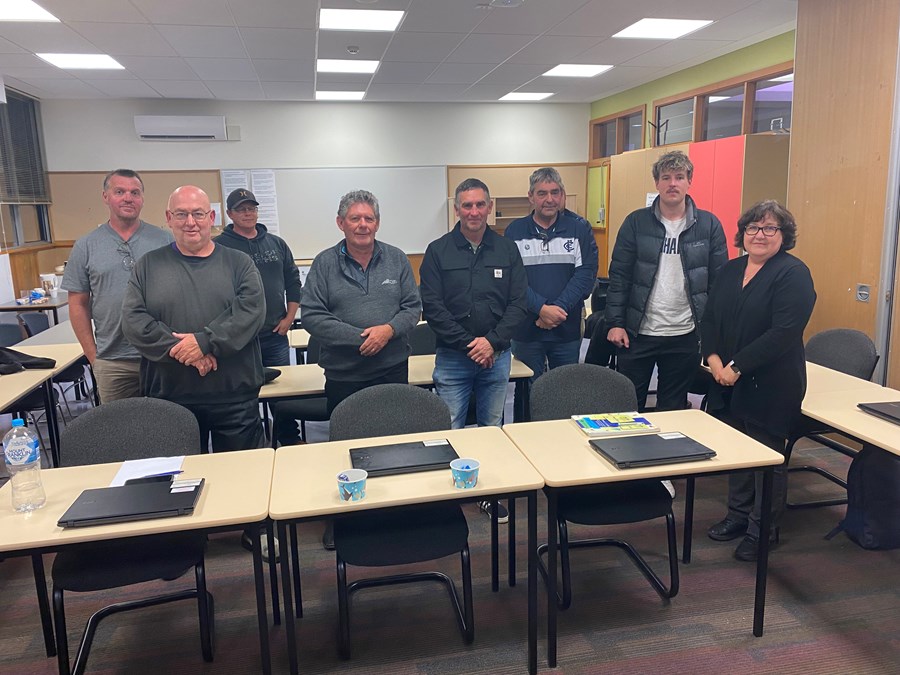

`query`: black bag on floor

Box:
[826,445,900,549]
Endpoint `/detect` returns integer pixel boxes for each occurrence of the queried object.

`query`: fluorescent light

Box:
[0,0,59,22]
[499,92,554,102]
[317,59,379,74]
[319,8,404,31]
[770,73,794,82]
[708,96,730,103]
[315,91,366,101]
[37,53,124,70]
[613,18,713,40]
[543,64,613,78]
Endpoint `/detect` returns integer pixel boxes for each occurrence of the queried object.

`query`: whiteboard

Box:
[273,166,448,258]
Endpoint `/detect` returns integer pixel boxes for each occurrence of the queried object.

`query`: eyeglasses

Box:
[744,224,781,237]
[116,243,135,271]
[233,205,258,214]
[171,210,211,223]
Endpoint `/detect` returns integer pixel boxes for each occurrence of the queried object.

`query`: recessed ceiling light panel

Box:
[37,53,124,70]
[499,92,553,101]
[543,64,613,78]
[613,18,713,40]
[320,8,404,32]
[0,0,59,22]
[315,91,366,101]
[317,59,379,74]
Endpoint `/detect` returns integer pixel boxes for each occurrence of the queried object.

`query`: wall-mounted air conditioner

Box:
[134,115,229,141]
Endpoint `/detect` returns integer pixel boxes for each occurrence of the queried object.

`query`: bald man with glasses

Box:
[61,168,173,402]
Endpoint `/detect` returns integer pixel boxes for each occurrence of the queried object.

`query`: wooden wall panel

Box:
[741,134,789,210]
[788,0,900,351]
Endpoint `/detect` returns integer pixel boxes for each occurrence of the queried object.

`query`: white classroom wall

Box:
[39,99,590,171]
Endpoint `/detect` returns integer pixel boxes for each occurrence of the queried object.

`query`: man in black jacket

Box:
[605,151,728,411]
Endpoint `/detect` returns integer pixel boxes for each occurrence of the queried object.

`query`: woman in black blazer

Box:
[701,200,816,561]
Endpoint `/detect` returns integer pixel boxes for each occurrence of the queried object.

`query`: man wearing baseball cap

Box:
[215,187,303,446]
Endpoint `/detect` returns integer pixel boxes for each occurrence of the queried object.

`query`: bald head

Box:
[166,185,216,257]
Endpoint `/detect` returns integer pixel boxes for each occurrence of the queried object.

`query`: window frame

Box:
[589,104,646,166]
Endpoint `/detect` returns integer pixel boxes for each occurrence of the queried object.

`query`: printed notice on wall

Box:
[250,169,280,236]
[646,192,658,207]
[221,170,250,200]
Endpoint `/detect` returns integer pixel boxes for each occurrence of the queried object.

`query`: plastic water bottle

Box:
[3,419,46,512]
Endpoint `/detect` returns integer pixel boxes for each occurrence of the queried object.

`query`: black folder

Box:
[857,401,900,425]
[589,433,716,469]
[349,439,459,477]
[57,479,204,529]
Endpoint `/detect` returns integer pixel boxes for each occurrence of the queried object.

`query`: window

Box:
[655,99,693,145]
[752,74,793,133]
[0,90,51,248]
[589,105,646,165]
[702,86,744,140]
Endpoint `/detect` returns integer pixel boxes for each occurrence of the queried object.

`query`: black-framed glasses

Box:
[171,210,211,223]
[116,243,135,271]
[744,224,781,237]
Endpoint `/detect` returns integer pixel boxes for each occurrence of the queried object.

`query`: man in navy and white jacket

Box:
[504,167,598,382]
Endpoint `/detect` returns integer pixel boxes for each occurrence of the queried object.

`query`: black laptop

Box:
[349,439,459,477]
[57,479,205,529]
[857,401,900,425]
[589,432,717,469]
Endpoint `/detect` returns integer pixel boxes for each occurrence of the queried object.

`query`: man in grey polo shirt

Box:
[62,169,173,402]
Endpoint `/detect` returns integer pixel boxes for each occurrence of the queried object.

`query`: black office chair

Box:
[18,312,97,414]
[785,328,879,509]
[50,398,214,675]
[328,384,473,658]
[530,363,679,610]
[270,335,329,443]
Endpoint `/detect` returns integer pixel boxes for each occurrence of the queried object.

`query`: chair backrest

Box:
[409,322,437,355]
[530,363,638,421]
[0,322,24,347]
[60,398,201,466]
[306,334,321,364]
[18,312,50,337]
[329,383,451,441]
[805,328,879,380]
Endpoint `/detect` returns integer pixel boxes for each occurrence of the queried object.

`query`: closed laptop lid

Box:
[857,401,900,425]
[589,432,716,469]
[57,479,204,528]
[349,439,459,477]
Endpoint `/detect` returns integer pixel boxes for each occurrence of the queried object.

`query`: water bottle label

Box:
[4,438,39,465]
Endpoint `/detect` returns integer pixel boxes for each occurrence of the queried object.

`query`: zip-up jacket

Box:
[505,210,598,342]
[214,223,301,333]
[605,195,728,337]
[420,224,528,352]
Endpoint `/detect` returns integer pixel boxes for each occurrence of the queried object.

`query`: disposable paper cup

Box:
[337,468,367,502]
[450,458,480,489]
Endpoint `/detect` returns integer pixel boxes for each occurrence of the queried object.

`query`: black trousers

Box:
[615,330,699,412]
[183,398,266,454]
[325,361,409,415]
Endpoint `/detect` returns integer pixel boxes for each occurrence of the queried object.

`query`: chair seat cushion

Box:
[557,480,673,525]
[52,531,206,592]
[335,504,468,567]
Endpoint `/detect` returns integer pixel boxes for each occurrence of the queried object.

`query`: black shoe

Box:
[322,522,335,551]
[241,531,280,564]
[734,530,779,562]
[708,517,748,541]
[478,500,509,524]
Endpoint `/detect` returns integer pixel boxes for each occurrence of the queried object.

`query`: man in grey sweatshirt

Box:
[301,189,421,414]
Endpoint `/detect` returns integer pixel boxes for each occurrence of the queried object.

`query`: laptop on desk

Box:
[857,401,900,425]
[349,439,459,477]
[57,479,204,529]
[589,432,716,470]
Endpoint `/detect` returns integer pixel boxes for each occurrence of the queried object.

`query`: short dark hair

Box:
[103,169,144,192]
[454,178,491,207]
[735,199,798,251]
[651,150,693,182]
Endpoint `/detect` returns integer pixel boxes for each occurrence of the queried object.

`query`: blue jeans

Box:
[511,338,582,384]
[433,347,511,429]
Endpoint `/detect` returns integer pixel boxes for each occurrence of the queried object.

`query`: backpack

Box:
[826,444,900,549]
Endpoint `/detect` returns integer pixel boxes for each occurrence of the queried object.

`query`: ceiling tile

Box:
[69,22,176,57]
[117,56,199,80]
[253,59,315,82]
[474,0,593,35]
[146,80,214,98]
[206,80,266,100]
[623,39,732,68]
[697,1,798,41]
[411,84,469,101]
[129,0,233,26]
[261,81,315,100]
[316,30,393,61]
[365,83,421,101]
[476,63,547,86]
[0,53,54,69]
[0,36,28,54]
[229,2,317,29]
[239,27,316,60]
[81,78,161,97]
[425,62,496,85]
[372,61,440,85]
[8,77,105,97]
[0,23,99,53]
[315,73,374,87]
[575,38,659,64]
[400,3,488,33]
[507,35,602,64]
[0,66,74,80]
[445,33,531,64]
[186,58,257,81]
[156,26,247,58]
[459,83,518,102]
[382,32,467,63]
[37,0,149,23]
